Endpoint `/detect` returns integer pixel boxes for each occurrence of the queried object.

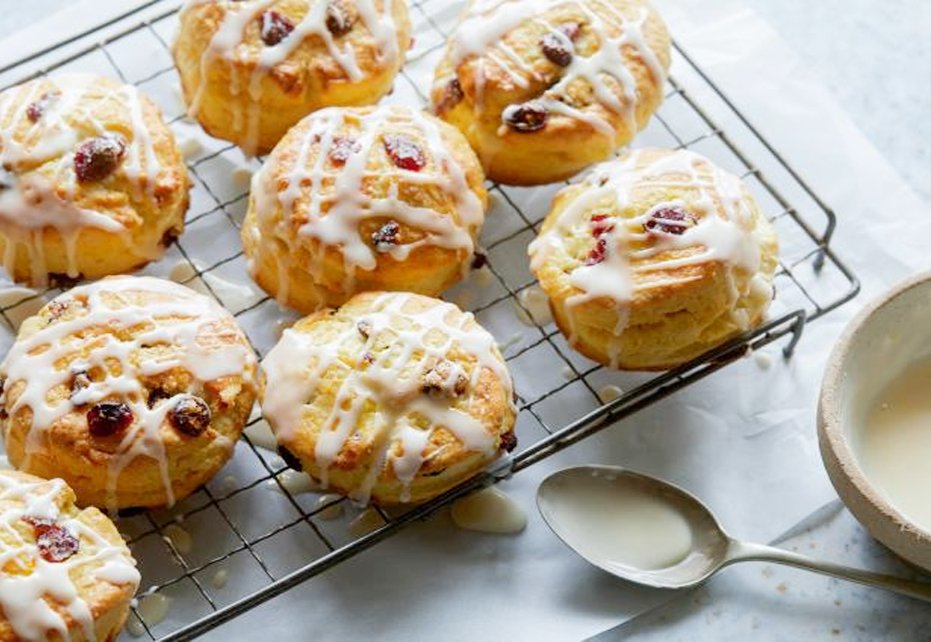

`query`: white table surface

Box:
[1,2,929,640]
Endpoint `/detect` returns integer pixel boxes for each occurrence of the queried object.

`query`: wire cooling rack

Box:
[0,1,860,639]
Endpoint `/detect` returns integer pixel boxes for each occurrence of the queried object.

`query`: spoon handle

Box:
[725,540,931,603]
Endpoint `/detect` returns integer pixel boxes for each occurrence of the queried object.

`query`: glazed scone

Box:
[431,0,670,185]
[243,105,488,313]
[0,470,139,642]
[529,148,779,370]
[0,276,258,511]
[173,0,412,155]
[260,291,517,504]
[0,74,189,287]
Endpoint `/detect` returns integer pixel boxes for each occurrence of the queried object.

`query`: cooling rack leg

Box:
[781,310,807,359]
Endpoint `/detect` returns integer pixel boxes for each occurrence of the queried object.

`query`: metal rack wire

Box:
[0,1,859,640]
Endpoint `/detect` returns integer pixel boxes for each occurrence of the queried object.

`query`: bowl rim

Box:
[819,269,931,545]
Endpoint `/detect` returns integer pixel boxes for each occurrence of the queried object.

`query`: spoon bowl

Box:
[537,466,729,589]
[537,465,931,601]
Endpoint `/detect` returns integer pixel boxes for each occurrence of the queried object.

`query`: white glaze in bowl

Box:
[819,271,931,571]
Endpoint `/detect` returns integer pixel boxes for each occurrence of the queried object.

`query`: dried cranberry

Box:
[70,369,91,398]
[500,430,517,452]
[47,272,83,289]
[540,33,573,67]
[277,445,303,471]
[435,78,464,114]
[371,221,400,252]
[168,395,211,437]
[24,517,79,563]
[585,237,607,266]
[325,1,354,36]
[328,136,358,166]
[87,402,133,437]
[147,387,173,408]
[26,91,61,123]
[558,21,582,40]
[470,251,487,270]
[259,10,295,46]
[590,213,614,237]
[422,360,468,397]
[383,135,425,171]
[73,135,126,183]
[503,101,548,133]
[356,320,372,338]
[161,228,180,248]
[644,206,696,235]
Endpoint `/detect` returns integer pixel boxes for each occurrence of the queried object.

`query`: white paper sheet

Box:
[0,0,927,639]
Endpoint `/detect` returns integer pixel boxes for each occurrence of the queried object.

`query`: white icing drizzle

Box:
[260,292,514,503]
[180,0,402,154]
[249,106,484,309]
[0,472,140,642]
[450,486,526,534]
[0,75,166,285]
[443,0,666,136]
[0,276,257,511]
[528,149,765,368]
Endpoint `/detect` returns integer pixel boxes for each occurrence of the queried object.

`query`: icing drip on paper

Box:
[0,276,256,511]
[181,0,402,154]
[0,75,165,285]
[260,293,513,503]
[249,106,484,309]
[528,149,765,368]
[440,0,666,137]
[0,473,140,641]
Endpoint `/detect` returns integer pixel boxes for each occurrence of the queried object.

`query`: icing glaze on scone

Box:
[0,276,257,510]
[0,471,139,641]
[244,105,487,312]
[529,148,778,369]
[0,74,187,286]
[261,292,515,503]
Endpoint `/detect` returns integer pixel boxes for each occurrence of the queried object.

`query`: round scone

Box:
[0,276,258,511]
[260,291,517,504]
[431,0,670,185]
[173,0,412,155]
[529,148,779,370]
[243,105,488,313]
[0,470,139,642]
[0,74,189,287]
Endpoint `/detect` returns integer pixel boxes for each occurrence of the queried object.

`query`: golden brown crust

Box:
[0,470,139,642]
[531,147,779,370]
[259,291,516,504]
[431,0,670,185]
[0,276,258,509]
[0,74,189,286]
[242,105,488,314]
[173,0,412,155]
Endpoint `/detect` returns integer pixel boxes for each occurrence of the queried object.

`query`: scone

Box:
[260,291,517,504]
[529,148,779,370]
[0,276,258,511]
[0,74,189,287]
[0,469,139,642]
[173,0,412,155]
[431,0,670,185]
[243,105,488,313]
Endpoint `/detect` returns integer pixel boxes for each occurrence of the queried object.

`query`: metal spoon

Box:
[537,465,931,602]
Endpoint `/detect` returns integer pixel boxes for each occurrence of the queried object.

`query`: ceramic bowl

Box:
[818,270,931,571]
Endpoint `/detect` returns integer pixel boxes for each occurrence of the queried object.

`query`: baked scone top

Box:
[178,0,407,147]
[248,105,487,302]
[433,0,669,139]
[0,470,139,642]
[529,148,777,367]
[0,74,187,285]
[0,276,257,511]
[261,291,516,503]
